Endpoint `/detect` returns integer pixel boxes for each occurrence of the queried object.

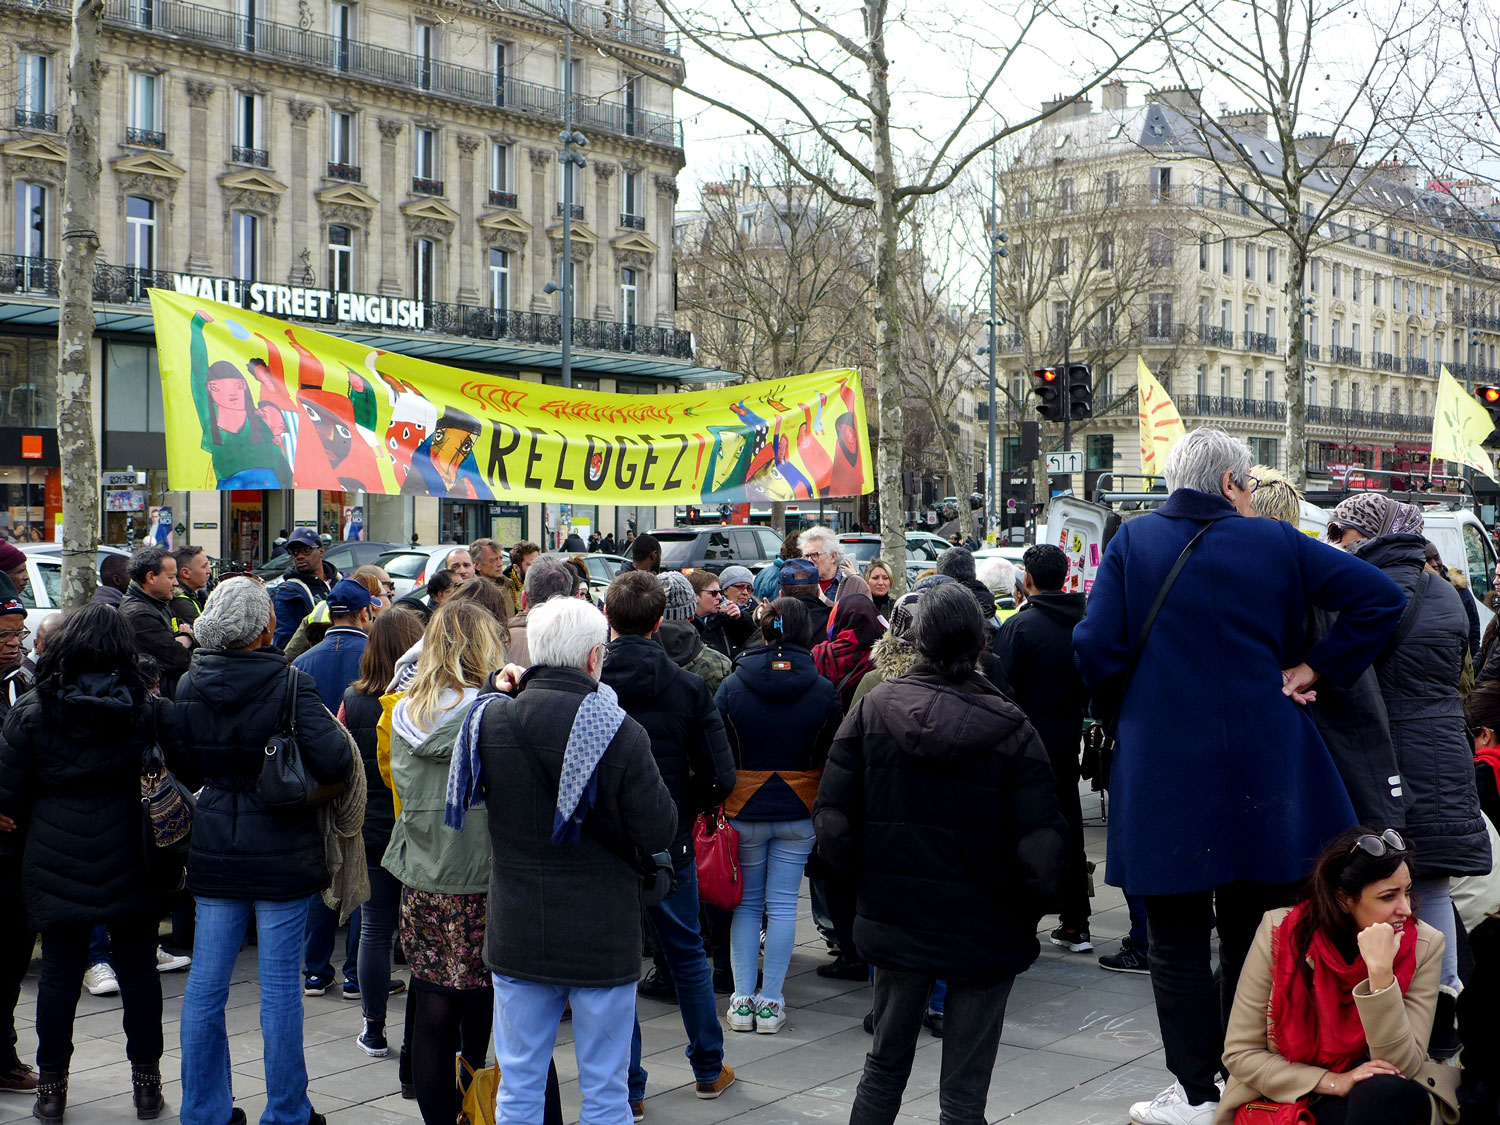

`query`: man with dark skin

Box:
[272,528,332,649]
[91,554,130,607]
[619,533,661,576]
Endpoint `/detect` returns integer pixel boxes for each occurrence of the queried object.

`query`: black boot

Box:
[131,1064,163,1120]
[32,1070,66,1123]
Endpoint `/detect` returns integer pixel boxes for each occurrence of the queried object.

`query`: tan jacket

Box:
[1216,907,1459,1125]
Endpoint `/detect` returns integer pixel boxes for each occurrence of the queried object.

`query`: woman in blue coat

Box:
[1073,428,1405,1125]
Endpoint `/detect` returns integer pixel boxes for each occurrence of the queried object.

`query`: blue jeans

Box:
[357,865,401,1022]
[180,896,313,1125]
[1126,893,1150,953]
[493,975,634,1124]
[304,901,358,985]
[87,924,110,969]
[729,818,815,1004]
[929,979,946,1015]
[628,861,724,1100]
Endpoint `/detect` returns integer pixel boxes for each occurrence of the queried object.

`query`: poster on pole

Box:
[149,290,872,504]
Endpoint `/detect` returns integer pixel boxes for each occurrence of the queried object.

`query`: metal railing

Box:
[489,190,518,209]
[1406,356,1430,375]
[1244,331,1277,354]
[620,212,645,230]
[1180,394,1286,421]
[1374,352,1400,371]
[231,145,268,167]
[556,202,585,220]
[484,0,678,55]
[14,108,57,132]
[1305,405,1429,433]
[1332,346,1361,366]
[125,126,166,148]
[0,254,695,361]
[1198,325,1233,348]
[1304,341,1321,360]
[326,162,361,181]
[412,177,444,196]
[92,0,683,149]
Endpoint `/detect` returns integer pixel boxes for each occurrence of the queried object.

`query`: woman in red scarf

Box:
[1215,828,1459,1125]
[811,592,883,710]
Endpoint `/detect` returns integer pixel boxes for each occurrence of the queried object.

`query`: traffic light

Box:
[1475,386,1500,446]
[1032,367,1062,421]
[1066,363,1093,421]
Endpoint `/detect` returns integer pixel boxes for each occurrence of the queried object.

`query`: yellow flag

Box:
[1137,357,1186,476]
[1432,365,1497,481]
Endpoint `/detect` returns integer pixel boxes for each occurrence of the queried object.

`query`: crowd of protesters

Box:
[0,428,1491,1125]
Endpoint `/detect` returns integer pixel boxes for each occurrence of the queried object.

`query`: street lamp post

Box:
[542,1,585,389]
[982,142,1008,543]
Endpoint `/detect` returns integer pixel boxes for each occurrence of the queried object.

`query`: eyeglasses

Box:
[381,582,397,592]
[705,589,722,597]
[0,628,31,646]
[803,550,826,560]
[1348,828,1406,858]
[287,544,315,556]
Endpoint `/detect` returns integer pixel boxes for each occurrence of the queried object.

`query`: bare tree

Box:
[1139,0,1446,487]
[525,0,1177,592]
[57,0,103,609]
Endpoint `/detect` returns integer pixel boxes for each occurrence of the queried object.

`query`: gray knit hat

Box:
[718,565,755,591]
[660,572,696,622]
[195,577,272,649]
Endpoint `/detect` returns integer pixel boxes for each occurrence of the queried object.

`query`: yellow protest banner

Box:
[1137,357,1185,476]
[1432,364,1497,481]
[148,290,873,503]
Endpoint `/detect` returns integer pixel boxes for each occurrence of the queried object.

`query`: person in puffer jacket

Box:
[172,577,353,1125]
[715,597,843,1034]
[814,582,1065,1124]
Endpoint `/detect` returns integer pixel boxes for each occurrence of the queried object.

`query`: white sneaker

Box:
[155,946,191,973]
[83,962,120,996]
[725,996,755,1032]
[753,997,785,1034]
[1128,1082,1215,1125]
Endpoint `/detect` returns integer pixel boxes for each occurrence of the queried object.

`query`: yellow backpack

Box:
[375,691,405,817]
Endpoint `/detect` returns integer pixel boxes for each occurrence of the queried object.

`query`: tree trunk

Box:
[769,499,788,537]
[866,3,908,595]
[1284,250,1308,490]
[932,412,978,543]
[58,0,103,610]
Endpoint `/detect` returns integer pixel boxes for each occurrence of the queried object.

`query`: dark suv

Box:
[651,525,785,574]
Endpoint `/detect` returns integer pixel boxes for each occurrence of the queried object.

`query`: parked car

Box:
[255,539,402,587]
[545,552,629,600]
[652,525,784,575]
[372,545,469,598]
[16,543,131,640]
[836,531,959,580]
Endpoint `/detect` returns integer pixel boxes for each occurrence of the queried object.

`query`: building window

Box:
[488,249,509,313]
[1242,369,1252,400]
[1372,274,1381,306]
[128,72,161,143]
[1147,293,1173,338]
[14,182,47,264]
[328,225,353,293]
[329,111,357,178]
[332,2,356,70]
[1059,177,1074,213]
[125,196,155,272]
[1198,234,1208,271]
[1195,364,1206,396]
[231,212,258,281]
[1220,299,1231,331]
[1086,432,1113,470]
[234,92,264,164]
[412,238,436,302]
[1352,324,1361,353]
[1244,304,1254,338]
[622,170,641,224]
[1309,258,1320,292]
[18,53,51,127]
[1149,166,1171,201]
[1103,170,1120,205]
[1371,385,1381,413]
[1222,236,1232,275]
[1219,366,1229,398]
[493,40,512,105]
[490,143,510,193]
[1249,436,1278,466]
[1266,246,1276,284]
[620,268,638,327]
[1307,376,1317,407]
[1245,243,1254,280]
[104,343,165,432]
[1353,268,1362,302]
[1052,237,1068,275]
[1265,308,1276,339]
[414,127,436,180]
[1330,380,1340,409]
[415,22,435,90]
[1263,371,1274,402]
[1096,233,1114,269]
[1148,231,1173,266]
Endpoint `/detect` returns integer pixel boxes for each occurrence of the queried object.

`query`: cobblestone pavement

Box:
[3,797,1169,1123]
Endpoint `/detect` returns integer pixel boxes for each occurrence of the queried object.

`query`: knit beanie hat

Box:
[660,572,696,622]
[717,565,755,590]
[0,542,24,573]
[195,577,272,649]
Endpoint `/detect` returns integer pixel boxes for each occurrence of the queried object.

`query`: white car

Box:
[372,545,471,598]
[17,543,131,640]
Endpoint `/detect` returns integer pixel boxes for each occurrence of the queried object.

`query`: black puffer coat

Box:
[0,674,177,929]
[342,686,394,859]
[1354,534,1491,877]
[813,668,1066,981]
[993,592,1088,783]
[599,634,735,862]
[174,648,352,900]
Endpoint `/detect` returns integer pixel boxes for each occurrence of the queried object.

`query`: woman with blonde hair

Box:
[382,601,506,1124]
[1247,465,1303,525]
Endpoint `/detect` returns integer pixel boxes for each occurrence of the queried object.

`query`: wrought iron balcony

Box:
[1332,346,1361,366]
[92,0,683,149]
[14,108,57,132]
[326,162,361,181]
[620,212,646,230]
[1179,394,1287,421]
[556,202,585,220]
[412,177,444,196]
[1303,341,1321,360]
[1406,356,1430,375]
[1305,405,1429,434]
[231,145,269,167]
[1198,325,1234,348]
[0,254,696,362]
[1374,352,1400,371]
[488,189,518,209]
[1244,331,1277,355]
[125,126,166,148]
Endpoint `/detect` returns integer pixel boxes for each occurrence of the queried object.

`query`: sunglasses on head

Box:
[1348,828,1406,858]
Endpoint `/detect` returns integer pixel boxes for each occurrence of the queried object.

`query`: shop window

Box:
[0,340,58,429]
[105,343,165,432]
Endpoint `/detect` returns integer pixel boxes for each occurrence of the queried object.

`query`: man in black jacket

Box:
[600,571,737,1107]
[473,595,676,1124]
[271,529,333,649]
[119,546,194,698]
[815,583,1065,1123]
[993,543,1093,954]
[0,597,35,1092]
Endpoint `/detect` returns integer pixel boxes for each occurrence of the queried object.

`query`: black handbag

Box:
[258,667,344,810]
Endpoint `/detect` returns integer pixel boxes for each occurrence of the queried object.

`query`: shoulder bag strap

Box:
[1125,520,1213,686]
[280,666,300,736]
[1378,569,1433,662]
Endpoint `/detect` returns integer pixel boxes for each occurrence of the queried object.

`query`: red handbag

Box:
[693,807,743,910]
[1233,1100,1315,1125]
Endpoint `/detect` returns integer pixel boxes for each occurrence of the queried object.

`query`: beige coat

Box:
[1216,907,1459,1125]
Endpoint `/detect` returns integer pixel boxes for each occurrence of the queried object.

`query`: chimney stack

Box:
[1101,80,1128,112]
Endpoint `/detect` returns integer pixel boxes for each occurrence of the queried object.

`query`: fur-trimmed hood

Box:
[870,633,919,682]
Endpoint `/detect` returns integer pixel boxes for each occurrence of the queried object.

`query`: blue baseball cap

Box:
[326,579,375,615]
[286,528,322,549]
[779,558,820,586]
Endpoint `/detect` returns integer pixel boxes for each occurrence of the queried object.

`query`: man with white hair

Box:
[1073,427,1406,1125]
[465,596,676,1125]
[797,526,847,600]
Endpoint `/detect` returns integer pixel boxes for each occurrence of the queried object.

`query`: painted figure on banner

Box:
[189,310,293,489]
[378,372,439,487]
[403,407,493,500]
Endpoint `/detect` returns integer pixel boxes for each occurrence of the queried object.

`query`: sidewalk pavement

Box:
[1,794,1171,1123]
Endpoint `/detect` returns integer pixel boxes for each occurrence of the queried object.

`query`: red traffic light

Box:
[1479,384,1500,405]
[1034,367,1059,384]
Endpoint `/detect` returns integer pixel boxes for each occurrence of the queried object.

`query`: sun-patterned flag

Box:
[1137,357,1186,476]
